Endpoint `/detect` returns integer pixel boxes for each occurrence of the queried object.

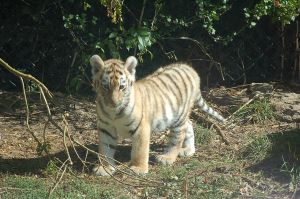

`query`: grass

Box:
[1,111,299,198]
[0,174,127,199]
[194,123,215,145]
[1,175,47,199]
[276,129,300,191]
[1,129,298,199]
[281,161,300,191]
[241,134,272,162]
[233,97,275,123]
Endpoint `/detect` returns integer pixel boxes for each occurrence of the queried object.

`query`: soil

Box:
[0,82,299,197]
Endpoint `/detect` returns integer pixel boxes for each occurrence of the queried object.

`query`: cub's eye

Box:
[119,75,126,90]
[119,84,125,90]
[102,74,110,91]
[102,83,110,91]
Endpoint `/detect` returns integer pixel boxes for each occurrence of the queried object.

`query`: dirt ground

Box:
[0,82,299,198]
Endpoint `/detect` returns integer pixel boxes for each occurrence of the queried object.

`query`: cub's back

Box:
[133,63,201,130]
[136,63,200,97]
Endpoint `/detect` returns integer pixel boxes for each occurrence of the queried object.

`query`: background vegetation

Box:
[1,1,300,198]
[0,0,299,93]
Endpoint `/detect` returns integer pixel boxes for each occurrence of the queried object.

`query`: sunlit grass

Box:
[234,98,275,123]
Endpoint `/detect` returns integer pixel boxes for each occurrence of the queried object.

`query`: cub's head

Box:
[90,55,138,107]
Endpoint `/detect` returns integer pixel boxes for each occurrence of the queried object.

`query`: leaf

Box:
[109,32,117,39]
[137,36,144,47]
[83,2,91,11]
[250,21,256,26]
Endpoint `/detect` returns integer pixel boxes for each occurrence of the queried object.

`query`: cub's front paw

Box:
[130,165,148,175]
[93,165,115,176]
[156,154,176,165]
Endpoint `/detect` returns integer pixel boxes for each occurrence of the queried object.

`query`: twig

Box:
[65,51,78,86]
[134,0,147,55]
[150,0,161,30]
[123,5,139,23]
[71,139,155,186]
[38,86,65,136]
[138,0,147,27]
[280,23,285,81]
[292,19,300,80]
[82,149,89,173]
[168,36,213,60]
[226,93,260,122]
[63,121,73,165]
[164,36,225,80]
[238,48,247,84]
[43,120,50,145]
[210,123,230,145]
[20,77,49,155]
[192,111,230,145]
[69,135,162,186]
[0,58,52,97]
[183,176,188,199]
[63,114,86,167]
[0,187,33,191]
[291,184,298,199]
[47,160,69,199]
[227,83,254,90]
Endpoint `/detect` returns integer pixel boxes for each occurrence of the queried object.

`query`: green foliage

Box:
[195,0,231,37]
[244,0,300,27]
[1,0,299,92]
[104,26,155,59]
[98,0,123,23]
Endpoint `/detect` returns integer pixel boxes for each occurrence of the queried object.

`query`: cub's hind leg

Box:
[178,120,195,157]
[93,129,117,176]
[156,124,186,165]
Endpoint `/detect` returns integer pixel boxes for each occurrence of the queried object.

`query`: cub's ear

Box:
[90,55,105,76]
[124,56,138,76]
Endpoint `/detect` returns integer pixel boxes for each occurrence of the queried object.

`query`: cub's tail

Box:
[197,94,225,123]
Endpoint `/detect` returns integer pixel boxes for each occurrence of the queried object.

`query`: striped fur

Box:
[90,55,225,176]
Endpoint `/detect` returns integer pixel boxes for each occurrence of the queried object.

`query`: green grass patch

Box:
[194,123,215,145]
[234,98,275,123]
[1,175,48,199]
[241,134,272,163]
[281,161,300,191]
[0,174,127,199]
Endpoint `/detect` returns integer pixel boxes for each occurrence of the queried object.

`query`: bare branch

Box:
[0,58,52,97]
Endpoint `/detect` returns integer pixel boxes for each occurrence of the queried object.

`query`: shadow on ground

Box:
[0,144,133,175]
[247,128,300,184]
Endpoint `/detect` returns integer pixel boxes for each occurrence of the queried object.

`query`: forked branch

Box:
[0,58,52,97]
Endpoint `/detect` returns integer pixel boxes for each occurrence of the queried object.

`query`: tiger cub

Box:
[90,55,225,176]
